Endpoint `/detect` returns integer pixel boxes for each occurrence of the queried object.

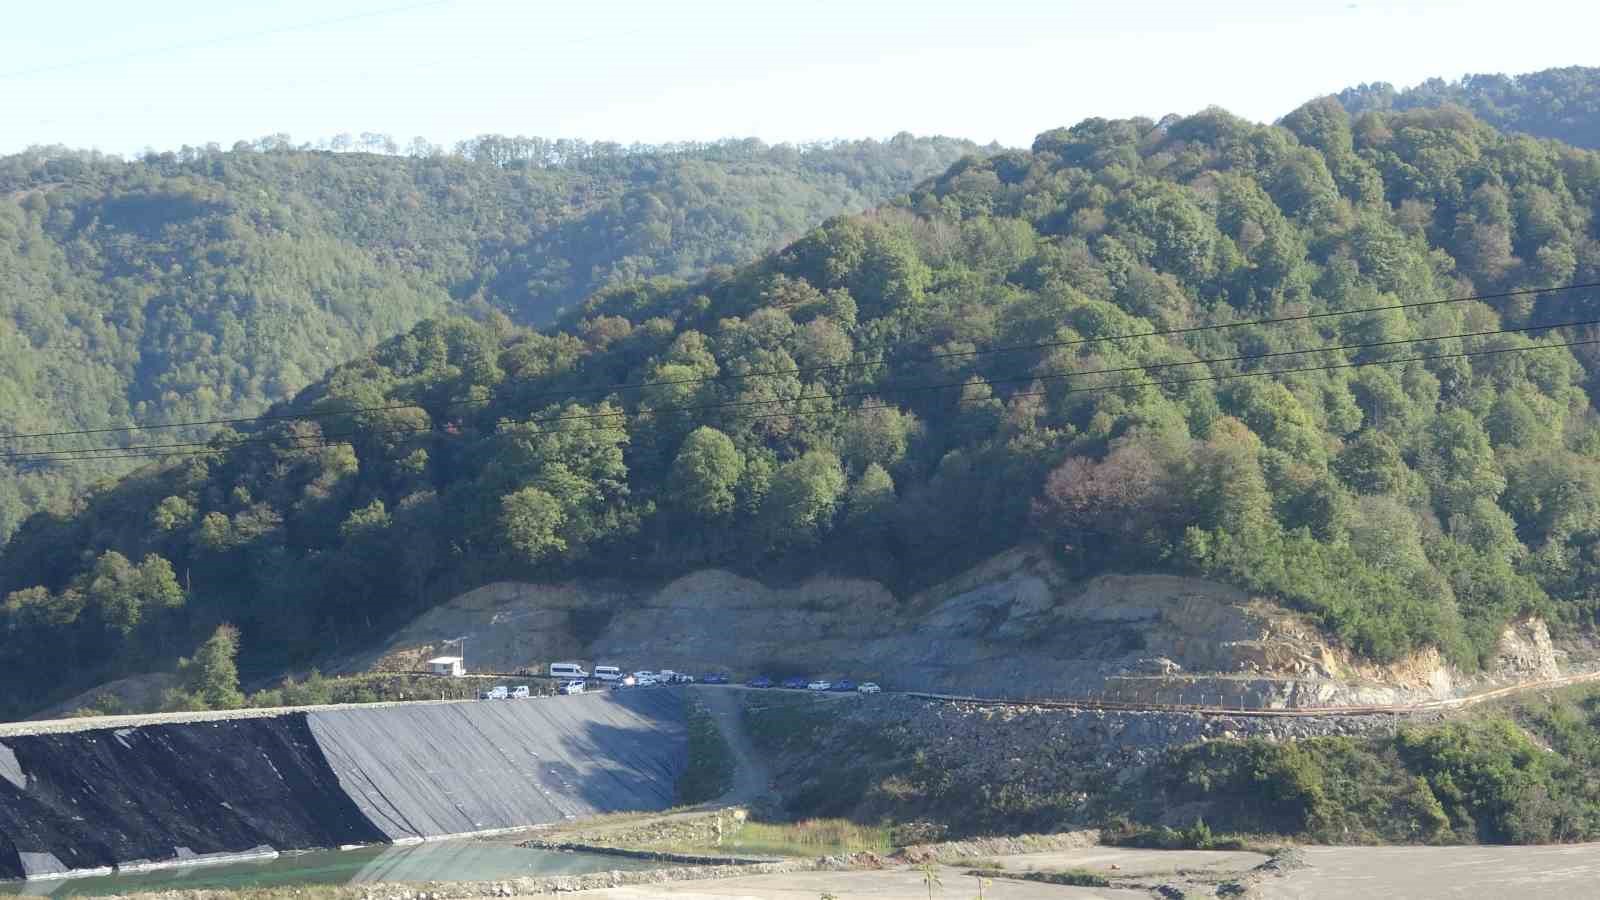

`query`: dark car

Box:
[781,676,808,690]
[702,673,731,684]
[830,679,857,692]
[747,676,773,688]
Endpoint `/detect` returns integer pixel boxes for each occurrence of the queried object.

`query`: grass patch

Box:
[1024,868,1113,887]
[1102,819,1258,852]
[649,817,894,858]
[675,698,735,805]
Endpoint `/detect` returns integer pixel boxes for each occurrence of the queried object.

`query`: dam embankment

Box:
[0,690,687,881]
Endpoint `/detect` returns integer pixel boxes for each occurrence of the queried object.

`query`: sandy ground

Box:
[564,865,1146,898]
[984,847,1267,877]
[1262,843,1600,899]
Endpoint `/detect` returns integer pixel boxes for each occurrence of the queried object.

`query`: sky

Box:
[1,0,1595,156]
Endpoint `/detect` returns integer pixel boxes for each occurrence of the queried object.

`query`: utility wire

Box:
[6,317,1590,460]
[3,280,1596,444]
[18,335,1600,465]
[8,325,1595,465]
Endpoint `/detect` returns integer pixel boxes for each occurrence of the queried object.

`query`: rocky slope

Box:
[360,548,1561,707]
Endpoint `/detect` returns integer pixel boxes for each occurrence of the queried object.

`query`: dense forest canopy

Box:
[0,133,982,541]
[7,101,1600,718]
[1336,66,1600,149]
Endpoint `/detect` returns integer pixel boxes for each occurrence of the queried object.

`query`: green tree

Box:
[181,624,244,710]
[1334,431,1409,495]
[758,451,847,551]
[845,463,896,529]
[1418,410,1506,515]
[667,427,746,519]
[500,487,567,564]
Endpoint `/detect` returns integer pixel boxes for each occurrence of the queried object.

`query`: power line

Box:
[21,336,1600,465]
[496,318,1600,431]
[5,317,1588,460]
[9,327,1594,465]
[4,281,1595,444]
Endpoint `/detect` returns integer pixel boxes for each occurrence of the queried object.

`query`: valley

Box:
[9,40,1600,897]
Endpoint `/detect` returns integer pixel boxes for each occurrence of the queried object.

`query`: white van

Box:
[480,685,508,700]
[511,685,531,699]
[593,665,622,682]
[559,680,586,695]
[548,662,589,679]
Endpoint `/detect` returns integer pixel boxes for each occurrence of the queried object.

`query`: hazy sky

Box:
[2,0,1595,155]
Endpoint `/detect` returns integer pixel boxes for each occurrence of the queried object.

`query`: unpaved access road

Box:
[981,847,1267,877]
[691,686,775,807]
[563,866,1144,898]
[1261,842,1600,898]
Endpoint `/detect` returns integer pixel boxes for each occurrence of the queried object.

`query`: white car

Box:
[480,685,508,700]
[632,671,658,685]
[559,680,586,695]
[856,682,881,694]
[511,685,531,699]
[807,680,832,691]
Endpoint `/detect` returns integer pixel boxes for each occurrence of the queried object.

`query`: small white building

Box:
[427,656,465,677]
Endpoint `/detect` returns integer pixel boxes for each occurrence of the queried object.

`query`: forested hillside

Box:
[0,134,981,541]
[6,101,1600,717]
[1336,66,1600,148]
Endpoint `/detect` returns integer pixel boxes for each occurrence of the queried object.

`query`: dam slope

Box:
[307,689,686,839]
[0,690,686,881]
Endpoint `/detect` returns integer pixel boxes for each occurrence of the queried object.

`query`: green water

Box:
[0,841,663,897]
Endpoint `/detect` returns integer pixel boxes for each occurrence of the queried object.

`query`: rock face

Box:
[0,691,686,881]
[371,548,1562,705]
[1492,617,1561,681]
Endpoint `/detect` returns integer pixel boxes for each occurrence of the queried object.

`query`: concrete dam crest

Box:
[0,691,687,881]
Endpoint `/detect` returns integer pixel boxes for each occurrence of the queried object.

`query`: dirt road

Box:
[689,686,775,808]
[566,866,1145,898]
[1259,843,1600,898]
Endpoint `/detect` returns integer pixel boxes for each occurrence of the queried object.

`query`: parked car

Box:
[511,685,531,699]
[830,679,857,692]
[480,685,508,700]
[856,682,882,694]
[781,676,808,690]
[593,665,623,682]
[559,680,586,695]
[746,676,773,688]
[613,674,638,690]
[807,680,833,691]
[632,671,659,685]
[702,673,730,684]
